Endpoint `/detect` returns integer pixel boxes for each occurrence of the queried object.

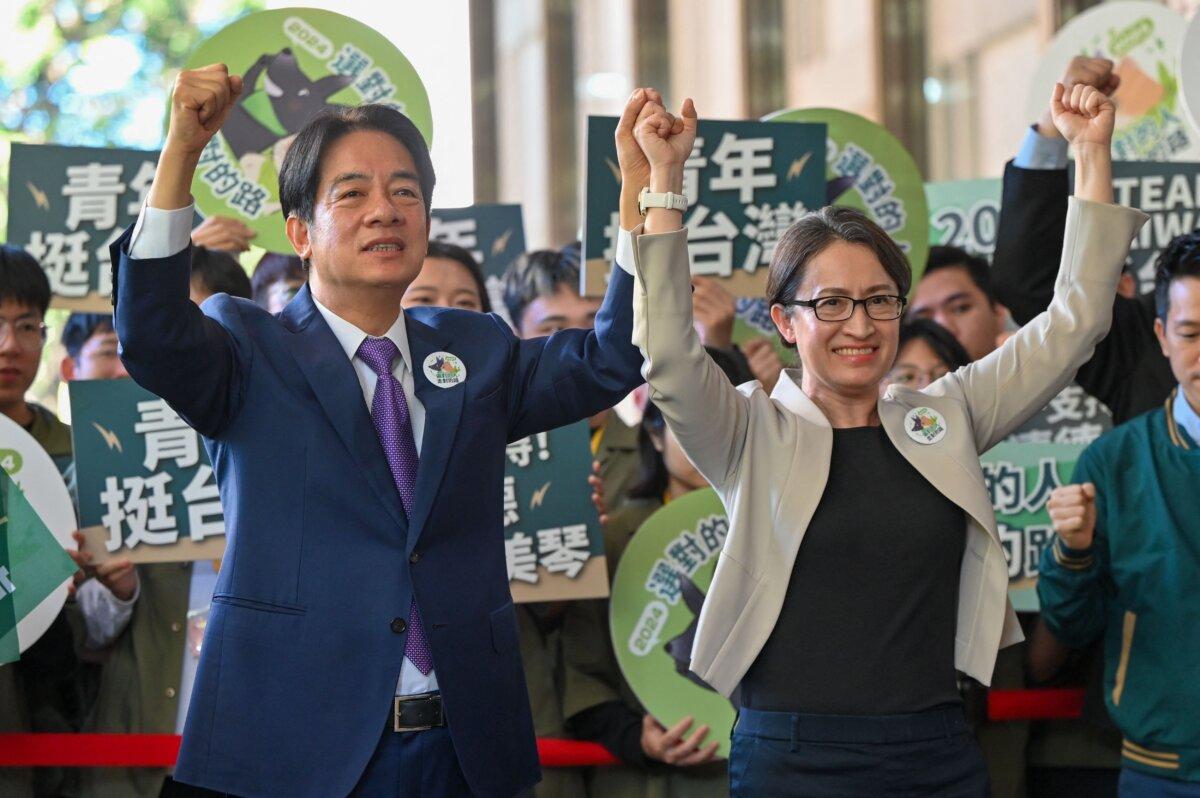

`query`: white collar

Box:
[311,293,413,373]
[1174,386,1200,447]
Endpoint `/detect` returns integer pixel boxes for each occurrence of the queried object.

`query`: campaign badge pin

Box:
[905,406,947,445]
[423,352,466,388]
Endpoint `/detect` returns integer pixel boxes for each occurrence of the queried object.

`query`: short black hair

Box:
[502,246,582,326]
[279,104,435,224]
[251,252,305,308]
[62,313,115,360]
[628,347,749,501]
[0,245,51,316]
[923,245,996,305]
[191,246,252,300]
[1154,231,1200,321]
[897,317,971,372]
[425,240,492,313]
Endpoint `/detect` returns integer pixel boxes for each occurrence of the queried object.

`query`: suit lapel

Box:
[279,286,407,532]
[405,314,465,552]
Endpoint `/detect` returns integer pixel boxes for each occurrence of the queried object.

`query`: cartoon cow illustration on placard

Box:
[662,572,742,711]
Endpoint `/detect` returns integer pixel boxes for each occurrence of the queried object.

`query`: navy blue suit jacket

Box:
[112,232,643,798]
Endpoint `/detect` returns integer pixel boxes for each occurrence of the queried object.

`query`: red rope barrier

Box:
[0,690,1084,768]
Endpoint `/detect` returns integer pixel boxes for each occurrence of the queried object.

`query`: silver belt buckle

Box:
[393,693,435,733]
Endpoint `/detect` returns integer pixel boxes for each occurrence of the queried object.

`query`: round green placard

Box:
[764,108,930,289]
[609,488,735,758]
[184,9,433,253]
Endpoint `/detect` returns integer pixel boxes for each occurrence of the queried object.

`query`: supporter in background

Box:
[404,240,491,313]
[250,252,305,313]
[187,245,251,304]
[882,318,971,395]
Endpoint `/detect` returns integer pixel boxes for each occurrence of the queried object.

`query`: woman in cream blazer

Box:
[624,85,1147,796]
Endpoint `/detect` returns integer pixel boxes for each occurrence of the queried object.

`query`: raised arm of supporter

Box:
[629,96,752,491]
[942,83,1148,452]
[1036,453,1110,650]
[505,90,653,440]
[114,65,254,437]
[993,57,1115,325]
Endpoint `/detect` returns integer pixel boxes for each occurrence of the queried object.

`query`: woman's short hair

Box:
[425,240,492,313]
[765,206,912,310]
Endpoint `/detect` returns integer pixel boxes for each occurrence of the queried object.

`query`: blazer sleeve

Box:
[943,198,1148,454]
[505,263,645,442]
[630,229,751,491]
[112,227,251,438]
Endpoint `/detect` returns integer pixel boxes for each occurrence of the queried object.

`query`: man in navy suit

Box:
[113,64,659,797]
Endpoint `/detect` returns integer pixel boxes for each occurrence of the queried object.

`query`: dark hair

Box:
[251,252,305,308]
[1154,231,1200,321]
[279,104,435,224]
[0,245,51,316]
[897,317,971,372]
[923,245,996,304]
[425,240,492,313]
[627,347,749,501]
[766,206,912,312]
[502,246,582,326]
[62,313,115,360]
[191,246,252,300]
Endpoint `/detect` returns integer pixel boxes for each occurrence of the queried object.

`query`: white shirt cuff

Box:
[76,575,140,650]
[1014,125,1069,170]
[128,202,196,260]
[615,226,641,277]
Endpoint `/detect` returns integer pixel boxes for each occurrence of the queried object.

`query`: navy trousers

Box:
[1120,769,1200,797]
[350,723,474,797]
[730,706,989,797]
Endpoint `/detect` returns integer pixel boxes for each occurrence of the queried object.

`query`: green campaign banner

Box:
[765,107,931,286]
[70,378,226,564]
[1103,161,1200,293]
[186,8,433,254]
[6,142,169,311]
[610,489,734,757]
[0,470,19,665]
[504,421,608,603]
[1027,1,1199,163]
[0,457,79,663]
[582,116,827,297]
[925,179,1002,256]
[982,441,1090,612]
[430,204,527,327]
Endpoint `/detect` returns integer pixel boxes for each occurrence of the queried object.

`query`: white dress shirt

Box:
[125,201,436,696]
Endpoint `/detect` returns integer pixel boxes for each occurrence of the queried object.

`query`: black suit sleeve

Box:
[991,160,1071,325]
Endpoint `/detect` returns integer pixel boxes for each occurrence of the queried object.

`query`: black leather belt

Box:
[393,692,445,732]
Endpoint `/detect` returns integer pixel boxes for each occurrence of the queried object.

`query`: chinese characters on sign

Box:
[7,143,174,311]
[583,116,826,297]
[69,379,226,564]
[501,422,608,602]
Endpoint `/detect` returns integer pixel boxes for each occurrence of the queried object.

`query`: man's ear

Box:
[769,303,797,345]
[1154,317,1169,359]
[285,214,311,261]
[60,356,75,382]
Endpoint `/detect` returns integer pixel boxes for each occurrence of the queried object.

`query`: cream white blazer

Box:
[629,197,1148,696]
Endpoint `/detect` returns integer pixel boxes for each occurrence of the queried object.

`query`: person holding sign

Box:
[110,65,651,797]
[625,81,1147,795]
[1038,233,1200,798]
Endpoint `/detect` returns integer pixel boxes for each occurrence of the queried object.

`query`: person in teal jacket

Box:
[1038,230,1200,797]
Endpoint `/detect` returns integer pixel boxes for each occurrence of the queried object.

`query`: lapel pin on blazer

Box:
[423,351,467,388]
[904,406,948,445]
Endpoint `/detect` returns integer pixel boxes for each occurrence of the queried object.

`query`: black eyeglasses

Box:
[780,294,906,322]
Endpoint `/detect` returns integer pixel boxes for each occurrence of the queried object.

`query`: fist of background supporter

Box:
[69,530,138,602]
[192,215,257,254]
[166,63,244,157]
[692,277,736,350]
[1047,483,1097,551]
[1038,57,1119,139]
[742,337,784,393]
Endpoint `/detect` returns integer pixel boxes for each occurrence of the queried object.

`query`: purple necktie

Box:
[356,336,434,676]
